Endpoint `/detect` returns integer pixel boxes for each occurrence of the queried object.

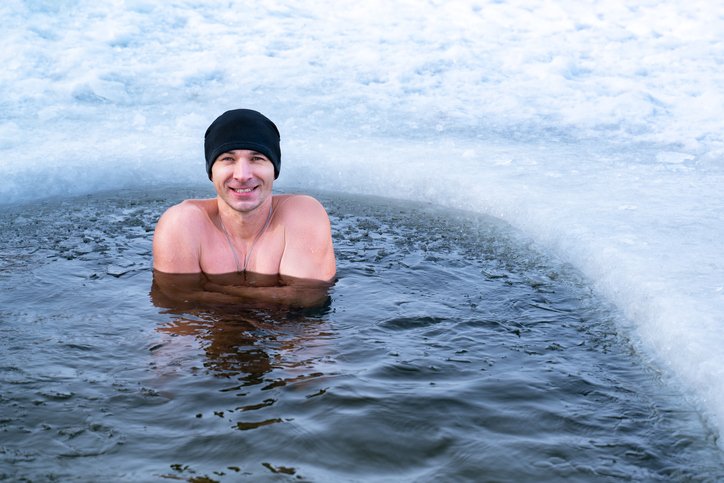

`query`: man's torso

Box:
[188,195,292,275]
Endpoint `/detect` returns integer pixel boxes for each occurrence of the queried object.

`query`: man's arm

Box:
[152,201,204,273]
[203,277,331,308]
[151,271,242,308]
[278,195,336,282]
[152,271,331,309]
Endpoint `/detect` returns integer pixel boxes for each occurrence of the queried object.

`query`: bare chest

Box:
[199,226,286,275]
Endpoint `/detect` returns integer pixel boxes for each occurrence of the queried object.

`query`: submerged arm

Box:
[151,271,242,308]
[152,271,332,309]
[203,278,332,308]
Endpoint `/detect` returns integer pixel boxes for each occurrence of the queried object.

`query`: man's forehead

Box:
[218,149,269,157]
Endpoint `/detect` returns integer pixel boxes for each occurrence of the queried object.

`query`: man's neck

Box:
[216,197,274,242]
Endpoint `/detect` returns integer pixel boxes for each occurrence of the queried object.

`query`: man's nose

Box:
[232,159,252,179]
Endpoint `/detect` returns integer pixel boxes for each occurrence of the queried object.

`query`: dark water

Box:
[1,187,722,482]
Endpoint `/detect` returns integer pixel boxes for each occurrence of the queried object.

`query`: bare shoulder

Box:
[153,199,216,272]
[274,194,336,281]
[274,194,330,224]
[159,199,216,224]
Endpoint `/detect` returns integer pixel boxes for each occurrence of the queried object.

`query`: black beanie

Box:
[204,109,281,179]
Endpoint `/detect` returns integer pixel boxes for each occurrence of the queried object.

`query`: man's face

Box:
[211,149,275,214]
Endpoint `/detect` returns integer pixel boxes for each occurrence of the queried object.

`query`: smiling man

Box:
[152,109,336,306]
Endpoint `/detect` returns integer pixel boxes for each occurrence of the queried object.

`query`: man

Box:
[152,109,336,306]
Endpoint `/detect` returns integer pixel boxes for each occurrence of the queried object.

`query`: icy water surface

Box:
[0,187,722,481]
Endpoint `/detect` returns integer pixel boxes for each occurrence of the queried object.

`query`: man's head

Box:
[204,109,281,180]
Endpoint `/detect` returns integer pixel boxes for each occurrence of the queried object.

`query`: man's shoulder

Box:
[274,194,327,217]
[153,199,217,272]
[161,198,216,221]
[273,194,335,281]
[273,194,331,240]
[274,194,330,228]
[155,199,216,238]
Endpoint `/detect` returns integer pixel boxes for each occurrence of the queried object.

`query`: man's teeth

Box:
[233,187,253,193]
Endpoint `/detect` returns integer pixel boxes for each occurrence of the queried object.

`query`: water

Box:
[1,187,722,481]
[2,0,724,477]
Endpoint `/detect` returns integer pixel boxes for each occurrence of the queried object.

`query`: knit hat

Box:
[204,109,281,179]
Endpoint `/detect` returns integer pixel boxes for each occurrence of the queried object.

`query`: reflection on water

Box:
[145,281,338,479]
[158,312,275,384]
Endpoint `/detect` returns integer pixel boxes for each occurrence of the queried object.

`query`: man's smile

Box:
[229,185,259,194]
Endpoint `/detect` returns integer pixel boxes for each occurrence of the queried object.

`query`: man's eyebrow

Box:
[219,150,267,156]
